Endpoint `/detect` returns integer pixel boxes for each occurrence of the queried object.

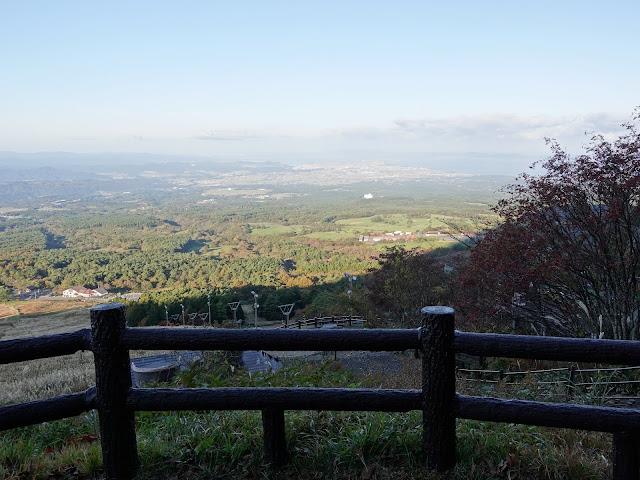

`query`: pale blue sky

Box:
[1,1,638,173]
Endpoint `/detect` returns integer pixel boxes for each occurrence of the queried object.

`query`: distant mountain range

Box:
[0,151,516,204]
[0,150,534,177]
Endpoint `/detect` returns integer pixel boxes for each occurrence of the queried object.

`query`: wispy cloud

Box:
[318,113,630,158]
[194,130,258,141]
[392,113,628,142]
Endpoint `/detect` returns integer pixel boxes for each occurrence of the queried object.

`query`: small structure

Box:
[241,351,282,375]
[62,285,109,298]
[130,351,201,387]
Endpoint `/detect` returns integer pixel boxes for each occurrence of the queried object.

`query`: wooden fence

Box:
[457,364,640,404]
[278,315,366,329]
[2,303,640,479]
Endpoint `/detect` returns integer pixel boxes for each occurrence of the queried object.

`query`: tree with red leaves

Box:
[457,111,640,339]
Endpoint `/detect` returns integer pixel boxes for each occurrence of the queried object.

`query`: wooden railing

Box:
[457,364,640,403]
[278,314,366,329]
[2,303,640,479]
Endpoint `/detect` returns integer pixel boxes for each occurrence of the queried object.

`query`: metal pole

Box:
[251,291,259,328]
[206,294,212,327]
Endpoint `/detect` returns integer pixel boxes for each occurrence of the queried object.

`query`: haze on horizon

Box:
[1,1,638,176]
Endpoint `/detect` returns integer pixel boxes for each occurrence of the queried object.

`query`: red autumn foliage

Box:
[456,109,640,339]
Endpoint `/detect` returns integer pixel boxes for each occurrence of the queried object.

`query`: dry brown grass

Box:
[0,303,173,405]
[0,305,92,340]
[0,305,95,404]
[0,303,19,320]
[0,299,93,319]
[0,351,96,404]
[14,299,91,316]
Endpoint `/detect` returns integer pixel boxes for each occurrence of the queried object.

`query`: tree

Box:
[367,245,448,327]
[457,112,640,339]
[0,284,12,302]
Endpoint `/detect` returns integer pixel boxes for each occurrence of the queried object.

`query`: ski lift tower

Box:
[250,291,259,328]
[278,302,296,327]
[228,301,241,325]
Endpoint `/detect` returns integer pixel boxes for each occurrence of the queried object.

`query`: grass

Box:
[10,300,94,317]
[0,243,615,477]
[244,213,490,243]
[249,223,302,236]
[0,304,20,321]
[0,353,614,479]
[334,213,478,234]
[0,308,615,479]
[0,305,92,341]
[0,410,610,479]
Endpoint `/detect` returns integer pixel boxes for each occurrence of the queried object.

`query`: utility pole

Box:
[164,305,168,326]
[180,304,185,327]
[206,293,212,327]
[250,291,259,328]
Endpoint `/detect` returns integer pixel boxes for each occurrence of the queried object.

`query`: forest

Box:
[0,180,487,328]
[2,117,640,339]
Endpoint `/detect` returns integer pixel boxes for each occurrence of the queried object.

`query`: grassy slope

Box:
[0,304,612,479]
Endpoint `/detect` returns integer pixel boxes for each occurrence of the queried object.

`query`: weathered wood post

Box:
[262,408,286,468]
[91,303,138,479]
[613,431,640,480]
[421,306,456,471]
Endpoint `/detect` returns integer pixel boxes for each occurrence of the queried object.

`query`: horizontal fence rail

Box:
[2,302,640,480]
[128,387,421,412]
[121,327,419,352]
[0,329,92,364]
[455,331,640,364]
[0,387,96,430]
[456,394,640,432]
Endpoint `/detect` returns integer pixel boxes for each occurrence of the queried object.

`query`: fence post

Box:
[262,408,286,468]
[421,306,456,472]
[613,431,640,480]
[91,303,138,480]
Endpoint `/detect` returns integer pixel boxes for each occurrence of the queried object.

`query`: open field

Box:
[5,299,91,317]
[0,304,19,321]
[0,304,92,340]
[334,213,486,234]
[247,212,494,241]
[0,302,172,406]
[248,223,302,236]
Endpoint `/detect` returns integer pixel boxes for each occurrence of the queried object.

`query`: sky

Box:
[1,1,638,174]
